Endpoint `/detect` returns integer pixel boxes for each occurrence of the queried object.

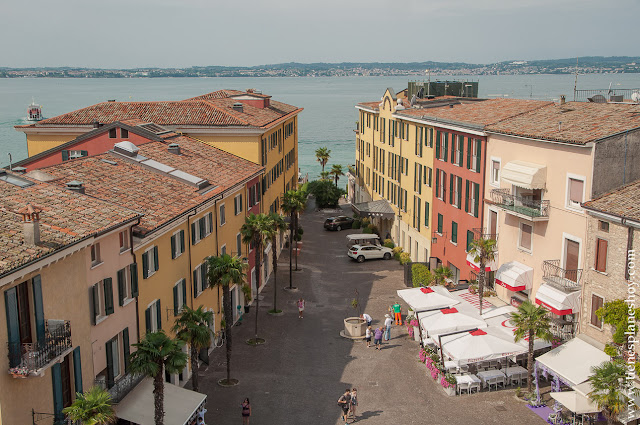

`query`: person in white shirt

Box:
[384,314,393,341]
[360,313,372,326]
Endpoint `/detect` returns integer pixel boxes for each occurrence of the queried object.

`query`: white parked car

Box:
[348,244,393,263]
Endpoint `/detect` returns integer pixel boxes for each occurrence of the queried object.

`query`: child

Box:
[349,388,358,421]
[365,326,372,348]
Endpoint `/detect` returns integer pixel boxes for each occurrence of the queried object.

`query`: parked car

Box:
[348,244,393,263]
[324,216,354,231]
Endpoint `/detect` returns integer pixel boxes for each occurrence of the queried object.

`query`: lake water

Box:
[1,74,639,175]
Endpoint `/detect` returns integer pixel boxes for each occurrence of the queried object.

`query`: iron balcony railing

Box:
[542,260,582,290]
[95,372,144,403]
[490,188,550,219]
[550,317,575,342]
[7,320,72,375]
[472,227,498,242]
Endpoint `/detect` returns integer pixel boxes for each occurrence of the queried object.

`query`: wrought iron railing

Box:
[8,320,72,374]
[95,372,144,403]
[490,188,549,219]
[550,318,575,342]
[542,260,582,290]
[574,88,640,102]
[472,227,498,241]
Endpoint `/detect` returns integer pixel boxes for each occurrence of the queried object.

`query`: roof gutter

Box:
[393,113,486,136]
[485,130,594,148]
[581,205,640,229]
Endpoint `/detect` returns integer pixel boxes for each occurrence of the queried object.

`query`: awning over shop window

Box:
[115,378,206,425]
[466,252,498,272]
[535,284,581,316]
[501,160,546,189]
[495,261,533,292]
[351,200,395,219]
[536,337,609,387]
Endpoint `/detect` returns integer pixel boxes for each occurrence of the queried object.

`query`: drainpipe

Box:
[214,200,221,314]
[187,209,196,309]
[130,217,141,343]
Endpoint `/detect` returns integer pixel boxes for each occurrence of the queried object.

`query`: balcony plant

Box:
[9,365,28,378]
[441,373,457,396]
[407,318,420,342]
[241,284,252,313]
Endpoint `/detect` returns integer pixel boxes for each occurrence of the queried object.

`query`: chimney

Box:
[558,121,562,131]
[66,180,85,194]
[559,95,566,105]
[93,120,101,128]
[168,143,181,155]
[18,204,42,246]
[232,102,244,113]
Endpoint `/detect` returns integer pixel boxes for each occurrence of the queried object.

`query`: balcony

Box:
[472,227,498,242]
[7,320,72,377]
[542,260,582,291]
[96,372,144,403]
[490,188,549,221]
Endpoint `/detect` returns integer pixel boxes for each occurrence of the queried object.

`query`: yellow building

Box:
[0,170,140,424]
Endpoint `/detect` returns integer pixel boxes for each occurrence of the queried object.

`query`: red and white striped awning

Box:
[466,252,497,272]
[495,261,533,292]
[535,284,581,316]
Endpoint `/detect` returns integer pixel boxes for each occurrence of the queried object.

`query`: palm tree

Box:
[511,301,552,392]
[241,213,270,344]
[62,386,116,425]
[320,171,330,180]
[129,331,188,425]
[433,266,453,286]
[330,164,344,187]
[315,147,331,173]
[264,213,287,313]
[281,190,306,289]
[172,306,213,392]
[207,254,246,385]
[588,361,630,425]
[467,237,497,315]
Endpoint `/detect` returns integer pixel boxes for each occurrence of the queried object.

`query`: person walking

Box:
[384,314,393,341]
[392,302,402,325]
[241,398,251,424]
[349,388,358,421]
[360,313,372,327]
[297,298,305,319]
[365,326,372,348]
[337,389,351,424]
[373,327,384,350]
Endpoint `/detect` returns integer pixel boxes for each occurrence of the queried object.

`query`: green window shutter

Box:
[153,246,159,272]
[442,173,447,203]
[450,137,456,163]
[199,217,206,239]
[130,263,138,297]
[437,214,443,234]
[32,275,45,342]
[201,264,207,291]
[467,138,472,169]
[104,278,114,315]
[191,222,196,244]
[465,180,470,213]
[435,131,441,159]
[429,128,434,147]
[80,150,88,157]
[123,328,130,374]
[435,170,440,198]
[238,197,242,214]
[443,133,449,162]
[181,279,187,309]
[117,268,125,307]
[52,363,63,421]
[417,199,421,232]
[474,183,480,218]
[428,167,432,187]
[61,150,69,161]
[142,252,149,279]
[424,201,430,227]
[155,300,162,330]
[449,175,454,205]
[180,230,185,253]
[73,347,83,393]
[90,285,98,325]
[457,177,463,208]
[458,136,465,166]
[105,339,114,388]
[145,307,151,333]
[467,230,474,252]
[208,212,213,233]
[413,163,417,191]
[5,287,21,367]
[171,235,176,259]
[193,269,198,297]
[173,285,179,316]
[475,139,482,173]
[452,222,458,243]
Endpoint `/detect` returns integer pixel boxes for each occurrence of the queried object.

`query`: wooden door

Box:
[61,354,72,408]
[565,240,580,282]
[489,210,497,239]
[16,281,32,345]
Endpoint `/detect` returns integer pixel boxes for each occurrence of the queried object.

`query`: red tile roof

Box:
[37,138,263,236]
[487,102,640,145]
[582,179,640,222]
[0,173,140,276]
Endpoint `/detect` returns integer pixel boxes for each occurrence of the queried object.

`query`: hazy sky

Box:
[3,0,638,68]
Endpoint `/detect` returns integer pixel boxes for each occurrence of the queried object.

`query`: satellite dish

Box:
[632,92,640,103]
[588,94,607,103]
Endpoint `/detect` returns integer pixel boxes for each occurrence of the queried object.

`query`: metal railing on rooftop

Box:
[542,259,582,290]
[490,189,549,219]
[574,88,640,102]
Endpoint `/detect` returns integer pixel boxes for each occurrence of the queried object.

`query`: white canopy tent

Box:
[420,308,487,340]
[485,314,552,352]
[441,329,527,365]
[550,390,600,415]
[536,337,610,387]
[396,287,459,313]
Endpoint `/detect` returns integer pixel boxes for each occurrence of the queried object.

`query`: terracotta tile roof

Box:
[396,98,553,127]
[582,179,640,222]
[357,101,382,111]
[22,90,301,130]
[0,173,140,276]
[487,102,640,145]
[37,139,262,236]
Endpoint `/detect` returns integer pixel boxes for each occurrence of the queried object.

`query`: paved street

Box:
[197,200,545,425]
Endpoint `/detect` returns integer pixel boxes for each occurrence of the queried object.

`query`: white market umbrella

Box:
[420,308,487,337]
[441,329,526,365]
[396,287,459,312]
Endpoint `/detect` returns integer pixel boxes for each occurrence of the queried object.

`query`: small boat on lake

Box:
[26,99,43,121]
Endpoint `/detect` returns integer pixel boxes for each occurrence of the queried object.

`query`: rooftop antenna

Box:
[7,153,12,171]
[425,69,431,96]
[573,57,579,101]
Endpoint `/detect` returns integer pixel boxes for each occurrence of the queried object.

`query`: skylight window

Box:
[0,171,34,188]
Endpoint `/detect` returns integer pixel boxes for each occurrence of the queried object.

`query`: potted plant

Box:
[441,373,457,396]
[408,318,420,342]
[241,284,252,313]
[9,366,28,378]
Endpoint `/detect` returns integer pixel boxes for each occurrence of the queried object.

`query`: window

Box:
[599,221,609,232]
[490,159,501,186]
[219,204,226,226]
[590,294,604,328]
[121,128,129,138]
[567,177,584,208]
[92,278,114,323]
[595,238,608,273]
[109,128,117,138]
[437,214,443,234]
[435,170,446,202]
[61,150,88,161]
[448,263,460,284]
[467,138,481,172]
[145,300,161,333]
[465,180,480,218]
[116,267,133,306]
[435,131,448,161]
[451,175,462,208]
[452,135,464,166]
[173,279,187,316]
[90,243,102,267]
[234,194,243,215]
[236,233,242,257]
[119,230,129,253]
[142,246,159,279]
[192,213,213,244]
[466,230,474,252]
[171,230,185,259]
[221,245,227,256]
[451,222,458,244]
[424,201,430,228]
[109,336,120,378]
[518,223,533,252]
[193,263,208,298]
[425,166,432,187]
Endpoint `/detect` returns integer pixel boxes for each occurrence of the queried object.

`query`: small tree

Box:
[62,386,116,425]
[264,213,287,313]
[281,190,306,289]
[511,301,552,392]
[433,266,453,286]
[315,147,331,173]
[329,164,344,187]
[172,306,213,392]
[467,237,497,315]
[588,360,632,425]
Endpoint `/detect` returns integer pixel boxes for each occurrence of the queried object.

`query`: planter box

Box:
[442,386,456,396]
[413,326,421,342]
[343,317,366,338]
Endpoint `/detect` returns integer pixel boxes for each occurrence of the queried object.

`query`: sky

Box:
[2,0,639,68]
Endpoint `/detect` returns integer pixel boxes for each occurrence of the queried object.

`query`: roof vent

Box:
[113,141,140,157]
[66,180,85,194]
[93,120,102,128]
[559,95,566,105]
[232,103,244,113]
[168,143,181,155]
